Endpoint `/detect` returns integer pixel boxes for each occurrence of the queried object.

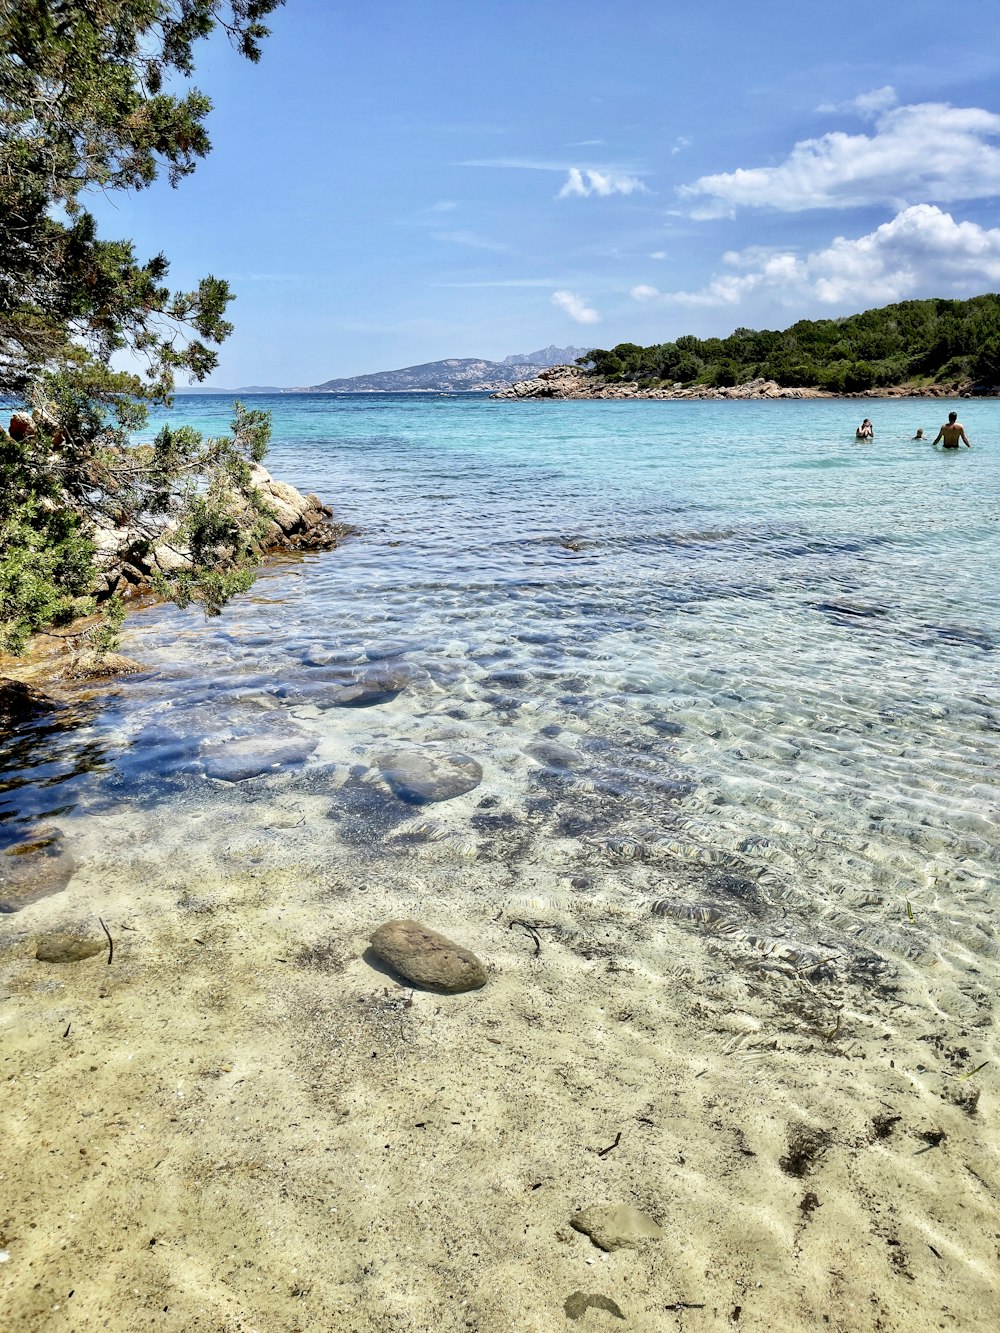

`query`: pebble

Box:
[326,665,412,708]
[379,749,483,804]
[569,1204,663,1252]
[199,732,318,782]
[0,836,76,913]
[369,920,487,993]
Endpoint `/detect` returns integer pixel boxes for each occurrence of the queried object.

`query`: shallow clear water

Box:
[4,394,998,1013]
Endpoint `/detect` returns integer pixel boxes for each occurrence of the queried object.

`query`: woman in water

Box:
[856,418,874,440]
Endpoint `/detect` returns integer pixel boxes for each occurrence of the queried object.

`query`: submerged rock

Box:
[644,716,685,737]
[526,737,579,770]
[570,1204,663,1252]
[0,833,76,913]
[379,749,483,804]
[369,919,487,993]
[324,665,413,708]
[200,732,318,782]
[0,679,61,724]
[35,932,106,963]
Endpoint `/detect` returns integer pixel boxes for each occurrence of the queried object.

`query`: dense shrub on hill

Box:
[581,295,1000,391]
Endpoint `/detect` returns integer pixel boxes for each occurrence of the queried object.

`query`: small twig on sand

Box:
[508,919,558,956]
[62,1023,71,1038]
[957,1061,989,1081]
[665,1302,705,1312]
[98,917,114,965]
[597,1131,622,1158]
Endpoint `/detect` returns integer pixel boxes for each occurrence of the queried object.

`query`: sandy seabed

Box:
[1,780,997,1333]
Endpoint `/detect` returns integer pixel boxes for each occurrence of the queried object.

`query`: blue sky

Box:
[94,0,1000,385]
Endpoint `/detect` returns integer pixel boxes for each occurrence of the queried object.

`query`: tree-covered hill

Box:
[583,294,1000,392]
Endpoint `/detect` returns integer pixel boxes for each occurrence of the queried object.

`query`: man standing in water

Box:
[932,411,971,449]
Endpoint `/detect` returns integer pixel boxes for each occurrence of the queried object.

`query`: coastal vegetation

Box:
[0,1,286,654]
[582,294,1000,392]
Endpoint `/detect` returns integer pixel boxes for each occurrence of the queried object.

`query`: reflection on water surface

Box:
[3,395,998,1023]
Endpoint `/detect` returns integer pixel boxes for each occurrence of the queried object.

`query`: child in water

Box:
[912,429,925,440]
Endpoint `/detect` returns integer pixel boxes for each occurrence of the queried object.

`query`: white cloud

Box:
[681,100,1000,216]
[432,278,563,288]
[558,167,648,199]
[460,157,581,171]
[433,230,511,252]
[817,86,898,117]
[632,205,1000,308]
[552,290,601,323]
[850,85,899,117]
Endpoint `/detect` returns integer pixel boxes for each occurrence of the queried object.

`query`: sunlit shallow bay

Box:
[2,394,997,1330]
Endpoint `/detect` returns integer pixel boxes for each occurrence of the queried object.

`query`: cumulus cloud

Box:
[552,290,601,323]
[681,100,1000,216]
[631,205,1000,308]
[558,167,648,199]
[817,85,898,117]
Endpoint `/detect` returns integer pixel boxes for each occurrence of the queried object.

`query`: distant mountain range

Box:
[502,345,589,368]
[174,346,589,394]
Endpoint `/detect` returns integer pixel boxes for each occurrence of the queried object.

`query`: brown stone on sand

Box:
[569,1204,663,1252]
[369,919,487,993]
[35,933,106,963]
[0,835,76,913]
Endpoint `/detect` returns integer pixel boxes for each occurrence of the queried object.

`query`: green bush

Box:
[0,2,284,653]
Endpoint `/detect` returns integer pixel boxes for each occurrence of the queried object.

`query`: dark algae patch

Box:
[870,1113,902,1141]
[779,1125,832,1178]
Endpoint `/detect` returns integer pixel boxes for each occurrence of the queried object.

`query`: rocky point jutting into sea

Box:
[0,407,348,688]
[491,363,991,400]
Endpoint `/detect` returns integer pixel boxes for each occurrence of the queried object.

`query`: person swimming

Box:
[912,428,925,440]
[856,418,874,440]
[932,411,971,449]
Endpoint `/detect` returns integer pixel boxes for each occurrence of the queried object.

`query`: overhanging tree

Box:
[0,0,286,653]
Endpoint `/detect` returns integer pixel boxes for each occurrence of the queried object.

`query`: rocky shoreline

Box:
[490,364,995,401]
[89,460,348,604]
[2,406,353,689]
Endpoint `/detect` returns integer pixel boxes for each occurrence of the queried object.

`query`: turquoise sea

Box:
[5,393,999,1012]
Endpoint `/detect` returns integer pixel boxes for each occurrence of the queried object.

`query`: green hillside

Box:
[583,294,1000,392]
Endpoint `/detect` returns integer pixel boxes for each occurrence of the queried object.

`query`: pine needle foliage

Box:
[0,1,285,653]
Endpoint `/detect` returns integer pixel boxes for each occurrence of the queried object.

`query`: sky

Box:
[92,0,1000,385]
